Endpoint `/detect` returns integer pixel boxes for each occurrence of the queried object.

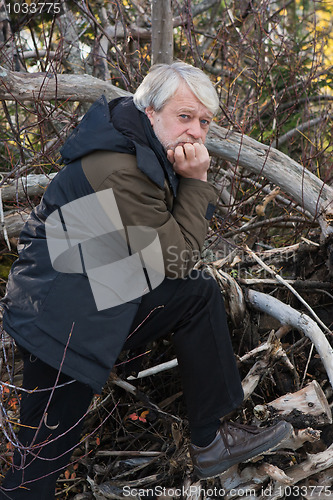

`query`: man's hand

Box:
[167,143,210,182]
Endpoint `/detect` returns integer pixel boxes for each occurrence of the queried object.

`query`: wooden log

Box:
[1,173,56,201]
[0,174,55,240]
[278,427,321,451]
[1,210,30,239]
[259,463,293,484]
[0,65,130,102]
[206,124,333,238]
[246,246,330,334]
[242,358,270,401]
[127,358,178,380]
[267,380,332,425]
[257,443,333,500]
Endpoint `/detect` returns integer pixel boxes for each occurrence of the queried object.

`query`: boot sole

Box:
[193,422,293,480]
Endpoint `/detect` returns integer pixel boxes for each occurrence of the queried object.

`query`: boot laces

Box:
[220,421,262,451]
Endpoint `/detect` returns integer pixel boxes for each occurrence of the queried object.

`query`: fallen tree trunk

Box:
[1,66,332,238]
[2,210,30,238]
[0,65,130,103]
[206,124,333,238]
[0,173,56,201]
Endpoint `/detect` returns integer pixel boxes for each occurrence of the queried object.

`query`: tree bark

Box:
[151,0,173,65]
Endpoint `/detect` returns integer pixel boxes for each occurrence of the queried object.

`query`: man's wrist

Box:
[193,173,207,182]
[178,174,207,182]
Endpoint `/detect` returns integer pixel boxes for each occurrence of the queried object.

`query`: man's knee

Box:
[186,269,221,297]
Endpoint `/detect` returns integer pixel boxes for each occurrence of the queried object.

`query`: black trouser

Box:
[0,270,243,499]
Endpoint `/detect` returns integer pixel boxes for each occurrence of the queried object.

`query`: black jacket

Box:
[1,96,216,393]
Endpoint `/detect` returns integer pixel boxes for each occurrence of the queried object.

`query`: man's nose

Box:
[187,120,203,139]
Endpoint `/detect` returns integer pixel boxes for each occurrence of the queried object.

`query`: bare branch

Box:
[247,289,333,390]
[274,115,332,148]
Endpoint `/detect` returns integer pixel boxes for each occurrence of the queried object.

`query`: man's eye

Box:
[200,119,210,126]
[180,114,189,119]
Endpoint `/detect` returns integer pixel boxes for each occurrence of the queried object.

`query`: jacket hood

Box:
[59,95,179,196]
[60,96,133,164]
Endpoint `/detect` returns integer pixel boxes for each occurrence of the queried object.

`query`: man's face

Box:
[145,83,213,152]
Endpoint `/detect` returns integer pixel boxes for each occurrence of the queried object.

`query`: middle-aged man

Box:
[0,62,292,499]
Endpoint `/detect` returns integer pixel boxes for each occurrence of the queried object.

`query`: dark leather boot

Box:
[190,420,292,479]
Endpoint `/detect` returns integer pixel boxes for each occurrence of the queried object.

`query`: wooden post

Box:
[151,0,173,65]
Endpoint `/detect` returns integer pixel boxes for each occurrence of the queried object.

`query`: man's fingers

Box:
[193,143,209,161]
[174,145,186,164]
[172,143,210,181]
[177,143,208,161]
[167,149,175,164]
[183,143,196,160]
[174,143,199,163]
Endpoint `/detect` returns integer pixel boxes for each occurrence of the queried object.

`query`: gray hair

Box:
[133,62,219,115]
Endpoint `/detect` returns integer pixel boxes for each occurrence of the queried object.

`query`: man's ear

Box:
[145,106,155,126]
